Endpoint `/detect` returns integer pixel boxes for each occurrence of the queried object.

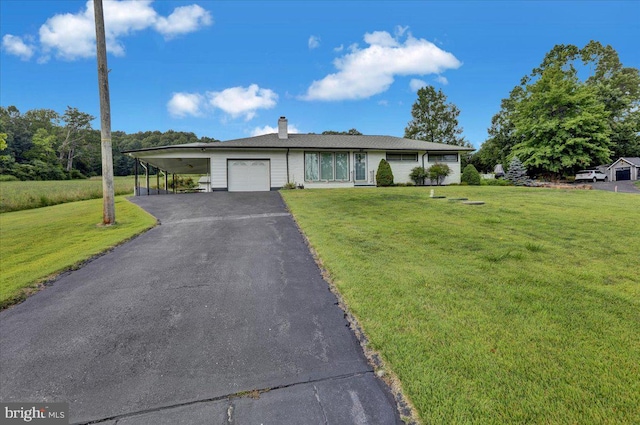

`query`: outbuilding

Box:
[124,117,474,192]
[607,157,640,181]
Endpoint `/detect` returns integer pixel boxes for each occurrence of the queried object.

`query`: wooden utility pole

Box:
[94,0,115,224]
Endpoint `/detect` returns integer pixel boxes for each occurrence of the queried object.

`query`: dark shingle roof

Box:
[123,133,474,154]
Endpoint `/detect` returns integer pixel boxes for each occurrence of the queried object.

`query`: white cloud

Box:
[308,35,320,49]
[333,44,344,52]
[251,123,300,137]
[435,75,449,85]
[302,30,461,101]
[10,0,212,62]
[167,92,204,118]
[1,34,35,60]
[377,100,389,106]
[207,84,278,121]
[154,4,212,39]
[409,78,427,92]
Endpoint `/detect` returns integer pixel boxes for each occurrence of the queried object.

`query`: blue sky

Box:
[1,1,639,148]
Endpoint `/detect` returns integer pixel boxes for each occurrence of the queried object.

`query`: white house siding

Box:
[387,158,422,184]
[210,150,287,190]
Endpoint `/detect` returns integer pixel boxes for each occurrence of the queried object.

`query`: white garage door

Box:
[227,159,270,192]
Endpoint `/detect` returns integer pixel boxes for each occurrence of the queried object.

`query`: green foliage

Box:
[321,128,363,135]
[461,164,481,185]
[427,163,452,185]
[405,86,470,147]
[475,41,640,175]
[0,175,18,182]
[281,181,297,189]
[409,166,429,185]
[512,65,611,177]
[0,106,220,180]
[505,156,529,186]
[480,178,512,186]
[376,159,394,186]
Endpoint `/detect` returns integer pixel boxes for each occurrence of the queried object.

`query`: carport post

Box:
[134,160,138,196]
[165,172,168,194]
[156,170,160,195]
[145,163,149,196]
[172,174,176,193]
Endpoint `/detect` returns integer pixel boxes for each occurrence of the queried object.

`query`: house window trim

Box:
[386,152,419,162]
[304,151,351,182]
[428,153,459,163]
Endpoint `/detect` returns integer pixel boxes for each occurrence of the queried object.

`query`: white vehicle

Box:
[575,169,608,182]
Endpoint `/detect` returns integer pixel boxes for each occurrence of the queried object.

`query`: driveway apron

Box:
[0,192,400,424]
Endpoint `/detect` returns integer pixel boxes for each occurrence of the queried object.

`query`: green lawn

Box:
[281,186,640,424]
[0,176,135,213]
[0,196,156,309]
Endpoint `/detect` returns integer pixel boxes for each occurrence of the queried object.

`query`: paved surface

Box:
[0,192,400,424]
[589,180,640,194]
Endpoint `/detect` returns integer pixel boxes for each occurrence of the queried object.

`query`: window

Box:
[386,153,418,162]
[428,153,458,162]
[305,152,350,182]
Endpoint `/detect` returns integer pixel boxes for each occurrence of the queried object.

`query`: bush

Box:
[409,166,429,185]
[376,159,394,186]
[69,169,87,180]
[481,178,512,186]
[461,164,481,185]
[0,175,19,182]
[281,181,297,190]
[427,163,452,186]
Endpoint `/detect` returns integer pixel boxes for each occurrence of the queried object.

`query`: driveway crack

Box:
[78,371,373,424]
[313,384,329,425]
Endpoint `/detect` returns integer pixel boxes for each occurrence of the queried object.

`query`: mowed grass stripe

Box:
[281,187,639,424]
[0,196,157,308]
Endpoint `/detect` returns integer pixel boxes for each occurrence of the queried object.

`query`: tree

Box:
[461,164,481,185]
[505,156,528,186]
[59,106,95,172]
[405,86,469,147]
[511,65,611,178]
[321,129,363,135]
[427,163,451,186]
[476,41,639,175]
[376,159,394,186]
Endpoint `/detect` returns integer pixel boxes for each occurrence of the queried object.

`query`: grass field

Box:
[0,176,135,213]
[281,186,640,424]
[0,196,157,309]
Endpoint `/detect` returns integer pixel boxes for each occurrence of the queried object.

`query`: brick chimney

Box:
[278,116,288,139]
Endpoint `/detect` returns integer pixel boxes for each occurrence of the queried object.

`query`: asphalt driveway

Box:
[0,192,400,424]
[590,180,640,193]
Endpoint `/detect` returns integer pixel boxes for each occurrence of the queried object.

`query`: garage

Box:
[227,159,270,192]
[615,168,631,181]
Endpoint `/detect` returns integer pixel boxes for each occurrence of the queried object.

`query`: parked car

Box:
[575,169,608,182]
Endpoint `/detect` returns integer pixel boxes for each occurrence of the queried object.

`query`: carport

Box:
[132,155,210,195]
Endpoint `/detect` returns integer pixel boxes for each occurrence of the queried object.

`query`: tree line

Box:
[0,106,218,180]
[403,41,639,179]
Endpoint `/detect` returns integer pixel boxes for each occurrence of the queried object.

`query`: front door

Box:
[355,153,367,182]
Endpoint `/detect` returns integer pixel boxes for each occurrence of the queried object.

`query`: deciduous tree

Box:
[511,65,611,178]
[405,86,469,147]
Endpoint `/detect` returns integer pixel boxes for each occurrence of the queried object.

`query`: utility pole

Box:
[94,0,115,225]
